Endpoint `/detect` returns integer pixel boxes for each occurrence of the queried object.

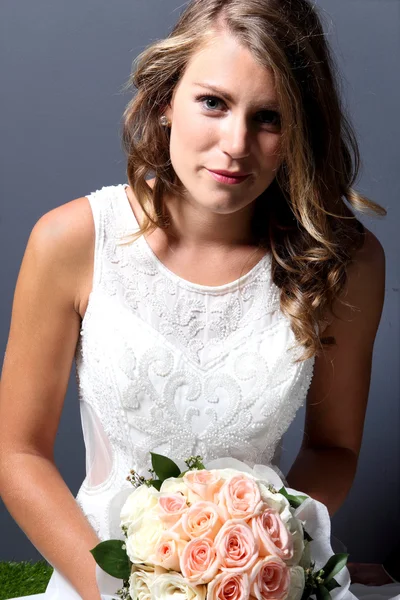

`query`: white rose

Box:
[286,566,305,600]
[299,539,312,569]
[160,477,188,495]
[129,568,155,600]
[286,516,305,566]
[151,572,206,600]
[120,484,160,529]
[257,484,293,522]
[160,477,201,504]
[126,511,164,564]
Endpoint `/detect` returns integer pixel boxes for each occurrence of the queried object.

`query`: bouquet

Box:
[91,454,354,600]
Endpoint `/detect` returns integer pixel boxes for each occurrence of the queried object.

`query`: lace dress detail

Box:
[74,183,315,541]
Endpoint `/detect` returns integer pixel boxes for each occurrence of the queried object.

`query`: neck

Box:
[161,189,259,252]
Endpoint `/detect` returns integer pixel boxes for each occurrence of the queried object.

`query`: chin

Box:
[202,197,254,215]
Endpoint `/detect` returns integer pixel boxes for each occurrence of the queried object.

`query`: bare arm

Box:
[0,197,102,600]
[286,228,386,516]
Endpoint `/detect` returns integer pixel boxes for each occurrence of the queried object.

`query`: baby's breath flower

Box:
[184,455,205,470]
[115,580,130,600]
[126,469,146,488]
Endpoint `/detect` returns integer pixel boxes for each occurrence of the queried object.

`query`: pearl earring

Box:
[160,115,171,127]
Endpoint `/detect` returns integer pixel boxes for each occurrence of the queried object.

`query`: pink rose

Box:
[180,537,220,584]
[207,572,250,600]
[252,507,294,562]
[157,493,188,526]
[148,531,187,571]
[181,501,222,541]
[217,475,263,522]
[250,556,290,600]
[183,470,224,502]
[215,519,259,573]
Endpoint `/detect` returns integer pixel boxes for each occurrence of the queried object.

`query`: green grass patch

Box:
[0,561,53,599]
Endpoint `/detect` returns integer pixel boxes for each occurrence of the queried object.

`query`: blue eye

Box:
[197,95,223,111]
[196,94,281,128]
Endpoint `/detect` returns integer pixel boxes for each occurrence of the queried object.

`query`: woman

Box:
[0,0,398,598]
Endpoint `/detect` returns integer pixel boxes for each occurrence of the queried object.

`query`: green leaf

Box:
[325,578,341,592]
[278,486,308,509]
[304,530,313,542]
[316,584,331,600]
[322,553,349,583]
[150,452,181,481]
[90,540,131,580]
[178,469,190,478]
[150,479,163,491]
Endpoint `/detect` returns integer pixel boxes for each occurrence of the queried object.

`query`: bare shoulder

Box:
[29,195,95,316]
[320,227,385,334]
[339,226,385,331]
[355,227,385,268]
[32,195,94,262]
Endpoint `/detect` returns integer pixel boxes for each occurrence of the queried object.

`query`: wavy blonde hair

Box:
[120,0,386,361]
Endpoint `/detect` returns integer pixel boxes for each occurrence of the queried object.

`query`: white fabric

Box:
[8,184,399,600]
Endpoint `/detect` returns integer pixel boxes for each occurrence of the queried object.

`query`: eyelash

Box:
[196,94,281,127]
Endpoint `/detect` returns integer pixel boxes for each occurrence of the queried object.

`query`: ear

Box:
[163,103,173,122]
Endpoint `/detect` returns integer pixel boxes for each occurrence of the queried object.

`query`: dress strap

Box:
[84,185,118,292]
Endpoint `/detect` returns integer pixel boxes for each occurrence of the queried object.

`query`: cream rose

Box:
[285,516,305,566]
[215,519,259,572]
[120,484,160,529]
[217,474,263,522]
[257,485,293,524]
[183,470,224,502]
[250,555,291,600]
[125,512,164,564]
[181,501,222,540]
[160,477,202,505]
[160,478,189,496]
[298,539,312,570]
[251,507,294,562]
[286,567,306,600]
[129,568,155,600]
[207,571,250,600]
[151,572,206,600]
[180,537,220,584]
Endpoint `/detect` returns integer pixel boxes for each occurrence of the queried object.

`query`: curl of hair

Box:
[120,0,386,361]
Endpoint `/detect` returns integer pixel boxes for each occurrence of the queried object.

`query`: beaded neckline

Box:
[119,183,272,294]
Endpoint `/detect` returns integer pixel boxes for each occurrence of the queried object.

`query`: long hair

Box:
[120,0,386,361]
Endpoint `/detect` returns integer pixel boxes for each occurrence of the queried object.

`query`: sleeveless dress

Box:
[8,184,400,600]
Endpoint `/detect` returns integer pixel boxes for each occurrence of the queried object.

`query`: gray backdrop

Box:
[0,0,399,564]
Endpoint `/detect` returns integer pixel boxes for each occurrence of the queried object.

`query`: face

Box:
[164,30,283,216]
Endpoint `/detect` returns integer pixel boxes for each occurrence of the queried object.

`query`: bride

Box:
[0,0,398,598]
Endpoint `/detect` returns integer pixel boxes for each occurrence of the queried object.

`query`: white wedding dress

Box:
[8,184,399,600]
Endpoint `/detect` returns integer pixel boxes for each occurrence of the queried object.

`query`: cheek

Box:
[263,135,283,162]
[259,135,283,177]
[169,117,209,165]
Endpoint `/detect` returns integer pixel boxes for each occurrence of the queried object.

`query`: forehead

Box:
[177,32,277,103]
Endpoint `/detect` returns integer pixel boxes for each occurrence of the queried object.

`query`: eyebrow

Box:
[193,82,280,111]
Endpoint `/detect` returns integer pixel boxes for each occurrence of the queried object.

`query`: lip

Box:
[208,169,250,177]
[207,169,251,185]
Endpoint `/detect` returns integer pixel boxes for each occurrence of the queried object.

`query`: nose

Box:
[219,114,251,159]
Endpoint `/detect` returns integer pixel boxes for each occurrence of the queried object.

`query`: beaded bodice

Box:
[74,183,315,540]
